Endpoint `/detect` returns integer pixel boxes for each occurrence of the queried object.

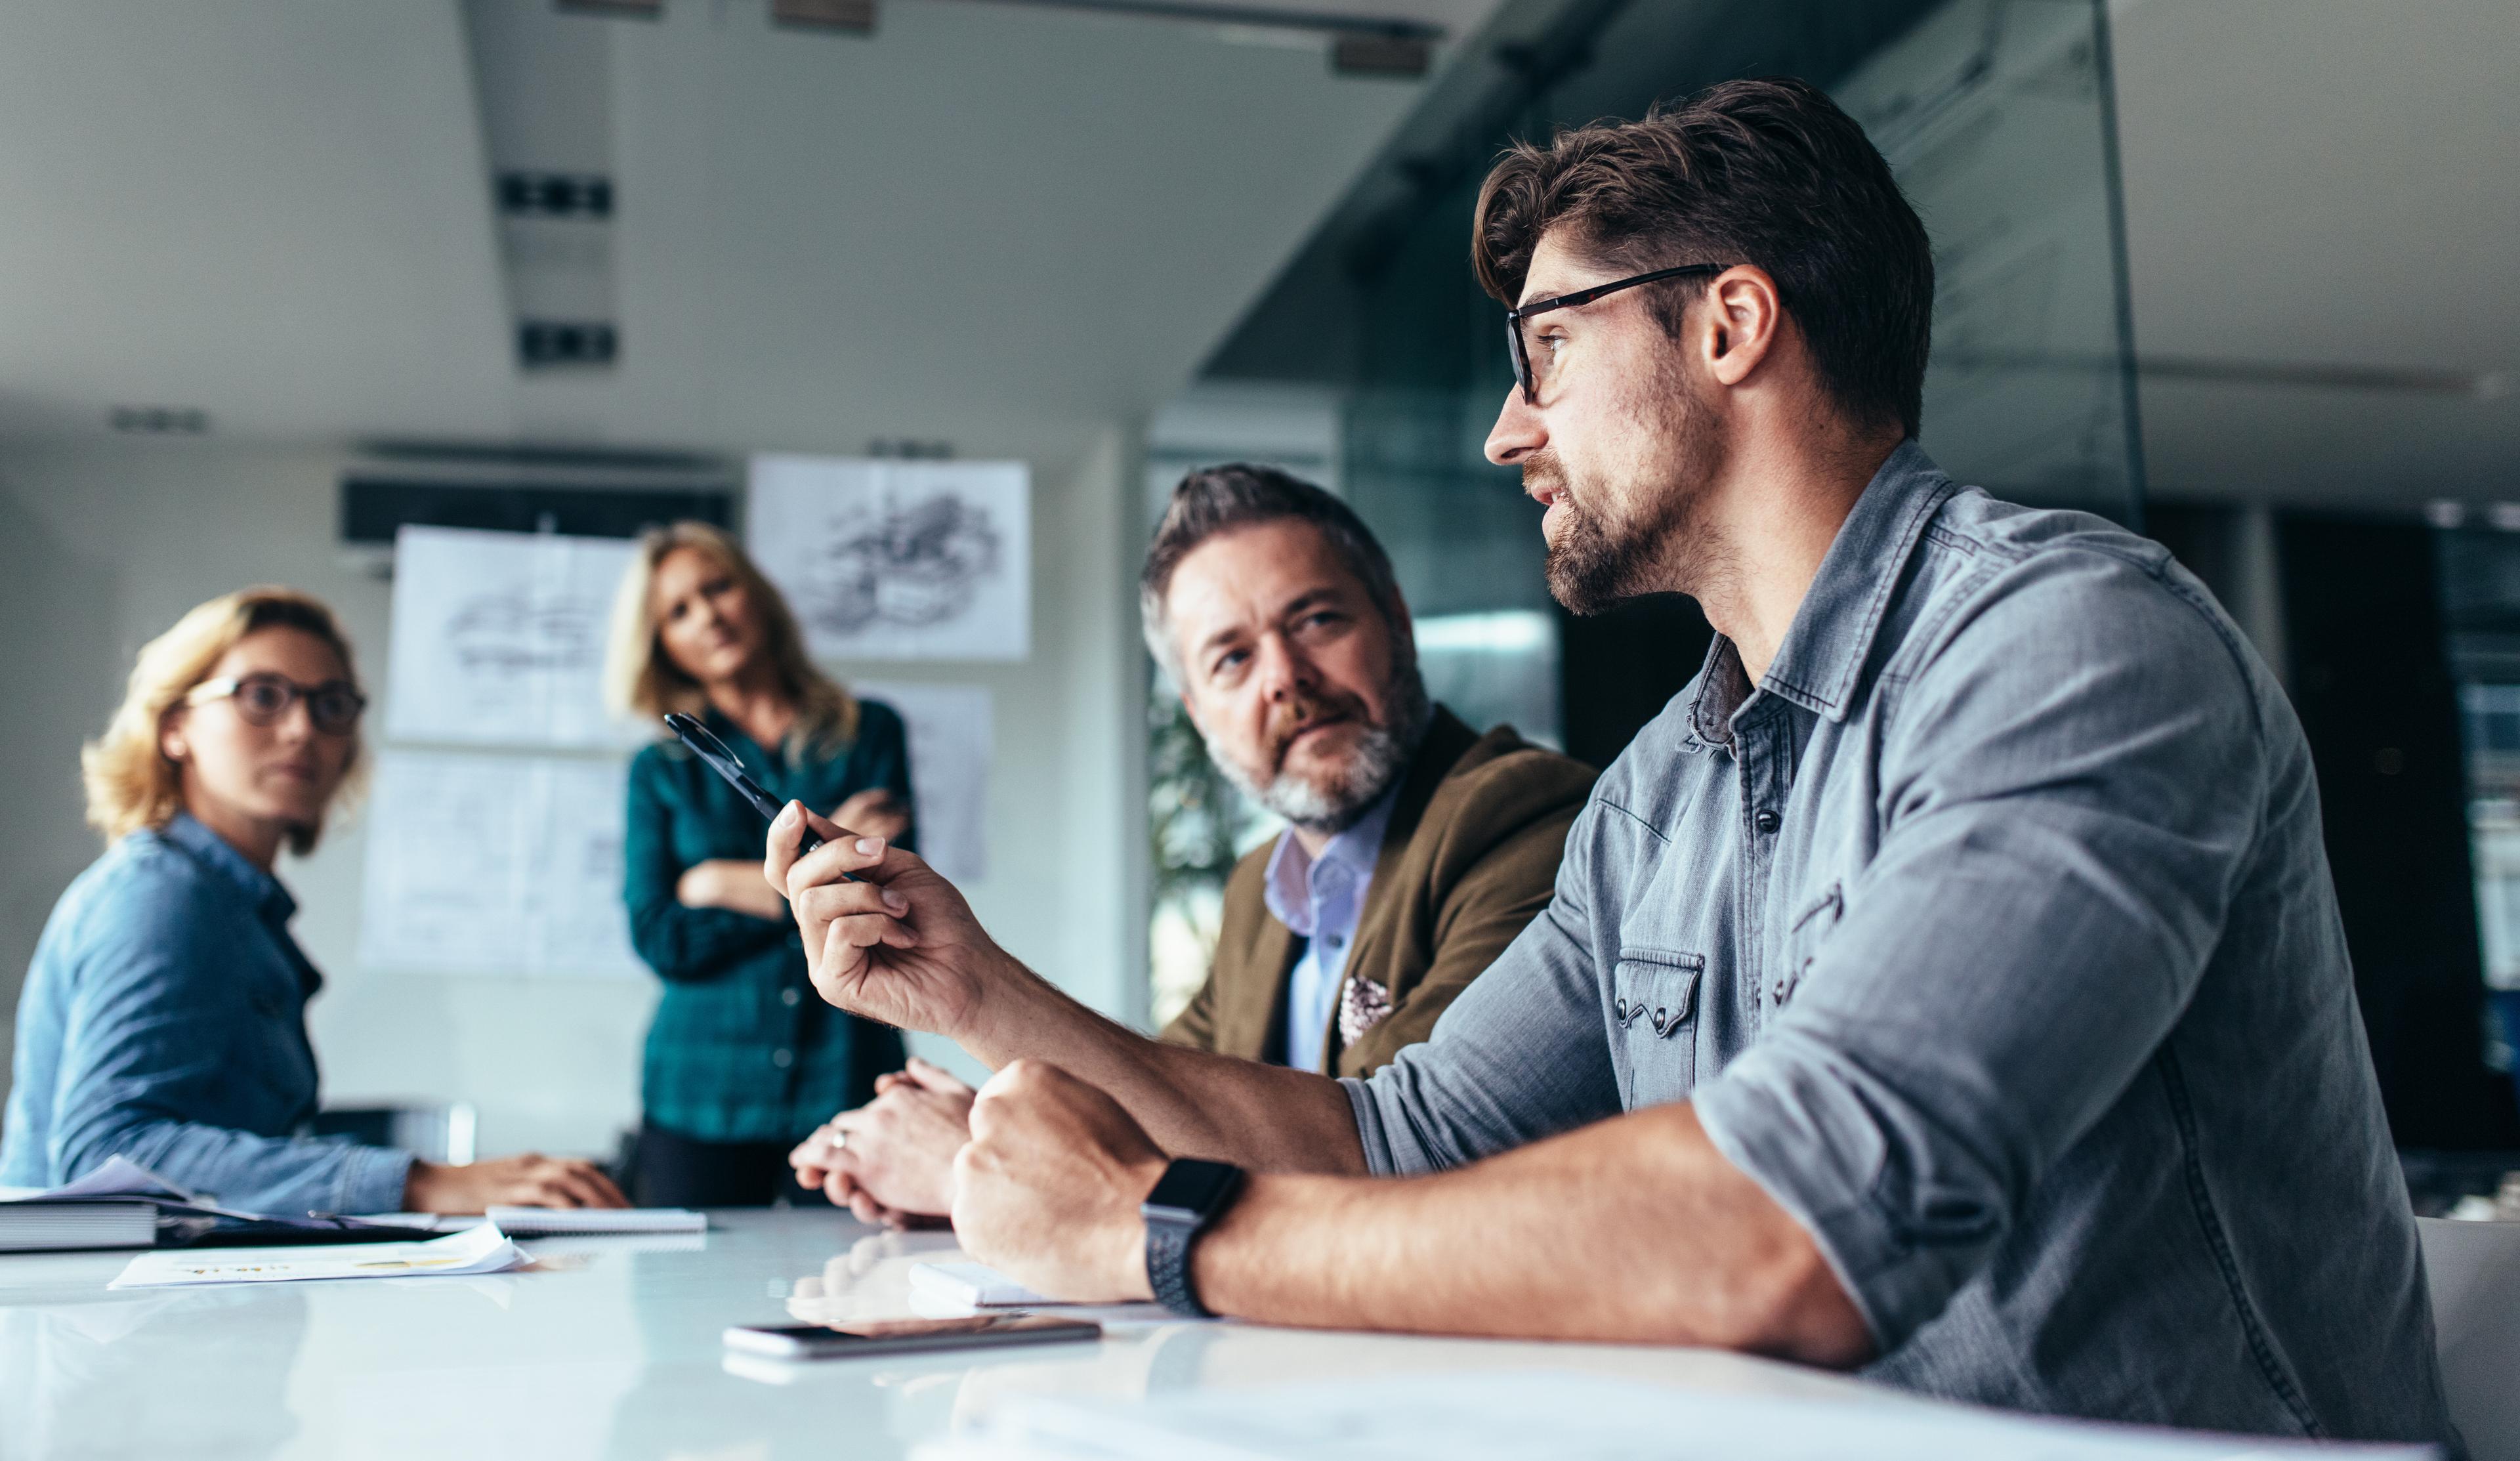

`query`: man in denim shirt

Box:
[769,80,2451,1444]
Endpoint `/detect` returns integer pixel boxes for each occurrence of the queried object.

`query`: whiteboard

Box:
[356,750,644,979]
[853,681,990,884]
[384,526,643,750]
[746,456,1030,662]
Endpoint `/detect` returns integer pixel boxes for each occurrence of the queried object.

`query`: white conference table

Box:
[0,1207,1903,1460]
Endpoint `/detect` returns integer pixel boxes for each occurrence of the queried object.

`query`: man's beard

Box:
[1534,367,1729,615]
[1215,658,1432,836]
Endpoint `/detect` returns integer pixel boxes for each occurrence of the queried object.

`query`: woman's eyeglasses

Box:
[187,673,368,736]
[1504,263,1734,405]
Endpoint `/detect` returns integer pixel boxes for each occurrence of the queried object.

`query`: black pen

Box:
[661,713,853,878]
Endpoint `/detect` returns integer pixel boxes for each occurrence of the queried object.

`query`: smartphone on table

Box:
[723,1313,1101,1361]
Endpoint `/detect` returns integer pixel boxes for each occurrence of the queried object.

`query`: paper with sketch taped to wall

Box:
[385,526,643,749]
[922,1370,2439,1461]
[852,681,989,882]
[357,750,643,979]
[747,456,1030,662]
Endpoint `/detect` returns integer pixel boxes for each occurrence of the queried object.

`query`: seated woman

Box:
[607,522,914,1207]
[0,587,624,1214]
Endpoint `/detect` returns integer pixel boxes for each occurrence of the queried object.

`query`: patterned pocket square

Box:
[1339,975,1394,1046]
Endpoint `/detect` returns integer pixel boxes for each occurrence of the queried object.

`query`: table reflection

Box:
[0,1287,310,1460]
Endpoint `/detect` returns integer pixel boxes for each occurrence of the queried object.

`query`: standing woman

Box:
[606,522,914,1207]
[0,587,623,1213]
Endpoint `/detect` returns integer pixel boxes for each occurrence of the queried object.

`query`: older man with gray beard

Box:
[788,463,1595,1223]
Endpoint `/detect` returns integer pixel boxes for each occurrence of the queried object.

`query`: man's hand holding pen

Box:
[765,800,1028,1045]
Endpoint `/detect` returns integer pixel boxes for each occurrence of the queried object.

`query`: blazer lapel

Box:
[1211,836,1301,1065]
[1324,708,1479,1068]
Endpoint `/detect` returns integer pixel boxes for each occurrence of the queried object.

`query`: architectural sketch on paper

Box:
[385,525,644,750]
[445,589,609,675]
[747,455,1031,662]
[356,750,644,979]
[805,493,1004,640]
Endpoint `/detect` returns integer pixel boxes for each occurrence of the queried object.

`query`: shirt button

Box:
[772,1048,793,1069]
[1752,809,1781,834]
[1326,935,1344,950]
[781,987,801,1007]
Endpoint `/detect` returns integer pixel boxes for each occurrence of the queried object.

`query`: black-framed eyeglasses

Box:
[1504,263,1734,405]
[187,673,368,736]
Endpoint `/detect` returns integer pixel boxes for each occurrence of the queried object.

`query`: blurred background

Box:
[0,0,2512,1181]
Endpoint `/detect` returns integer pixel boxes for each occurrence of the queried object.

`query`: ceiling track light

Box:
[774,0,878,32]
[555,0,1437,75]
[960,0,1440,76]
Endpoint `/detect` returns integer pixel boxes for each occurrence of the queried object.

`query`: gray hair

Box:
[1139,463,1410,682]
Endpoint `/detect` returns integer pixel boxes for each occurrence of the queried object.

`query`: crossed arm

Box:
[761,804,1872,1365]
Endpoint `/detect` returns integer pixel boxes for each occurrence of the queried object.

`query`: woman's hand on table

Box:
[404,1154,629,1214]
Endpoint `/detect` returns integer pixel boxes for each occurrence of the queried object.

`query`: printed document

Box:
[108,1222,527,1289]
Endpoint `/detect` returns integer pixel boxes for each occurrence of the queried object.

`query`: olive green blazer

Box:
[1159,706,1595,1078]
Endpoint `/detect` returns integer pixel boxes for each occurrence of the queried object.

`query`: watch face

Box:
[1143,1159,1240,1221]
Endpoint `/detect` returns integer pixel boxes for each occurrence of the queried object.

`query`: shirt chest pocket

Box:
[1612,948,1703,1108]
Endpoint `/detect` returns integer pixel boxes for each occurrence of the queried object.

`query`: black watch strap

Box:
[1141,1157,1244,1319]
[1144,1215,1211,1318]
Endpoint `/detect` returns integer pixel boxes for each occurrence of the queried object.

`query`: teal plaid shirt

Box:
[623,702,911,1144]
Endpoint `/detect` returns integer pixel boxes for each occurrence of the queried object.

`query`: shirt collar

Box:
[1687,440,1958,738]
[1261,782,1402,937]
[161,811,297,925]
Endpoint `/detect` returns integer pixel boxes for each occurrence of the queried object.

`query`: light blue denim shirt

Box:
[1344,444,2452,1443]
[1263,787,1399,1073]
[0,813,410,1214]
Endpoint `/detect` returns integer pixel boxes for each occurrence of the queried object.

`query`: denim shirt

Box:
[1263,786,1398,1073]
[1345,444,2451,1443]
[0,814,410,1214]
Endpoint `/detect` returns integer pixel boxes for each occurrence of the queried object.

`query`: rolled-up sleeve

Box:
[1692,557,2266,1349]
[1343,803,1622,1175]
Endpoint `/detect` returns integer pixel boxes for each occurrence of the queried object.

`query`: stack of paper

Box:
[0,1200,162,1252]
[916,1371,2439,1461]
[0,1156,197,1252]
[108,1221,528,1289]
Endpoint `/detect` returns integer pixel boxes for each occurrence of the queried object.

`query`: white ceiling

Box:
[0,0,1498,465]
[1,0,2508,511]
[2110,0,2520,507]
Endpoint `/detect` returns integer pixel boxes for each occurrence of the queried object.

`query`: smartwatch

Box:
[1140,1157,1244,1319]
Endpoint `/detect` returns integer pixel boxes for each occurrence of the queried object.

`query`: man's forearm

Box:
[1186,1102,1875,1363]
[961,962,1368,1176]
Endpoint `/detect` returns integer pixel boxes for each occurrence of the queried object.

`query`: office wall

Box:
[0,431,1148,1158]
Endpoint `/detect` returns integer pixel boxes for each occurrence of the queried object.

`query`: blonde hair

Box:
[82,586,367,856]
[604,522,859,755]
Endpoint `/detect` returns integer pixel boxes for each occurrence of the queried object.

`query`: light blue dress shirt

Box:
[1262,787,1398,1073]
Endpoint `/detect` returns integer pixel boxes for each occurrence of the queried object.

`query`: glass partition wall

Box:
[1146,0,2145,1022]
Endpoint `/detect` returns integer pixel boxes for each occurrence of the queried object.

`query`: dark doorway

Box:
[1557,594,1715,772]
[2280,511,2520,1149]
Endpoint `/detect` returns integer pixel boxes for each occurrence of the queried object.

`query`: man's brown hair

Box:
[1473,76,1934,438]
